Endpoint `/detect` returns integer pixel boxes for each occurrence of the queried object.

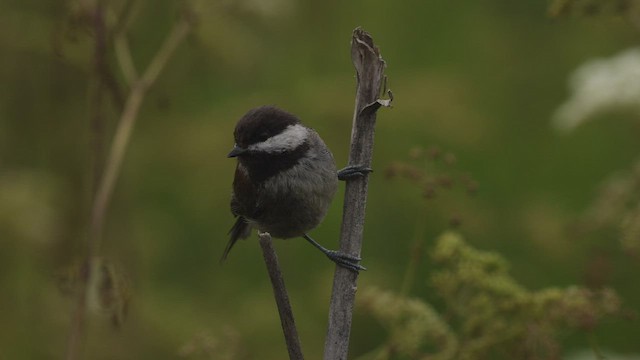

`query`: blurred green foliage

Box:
[1,0,639,359]
[360,232,622,360]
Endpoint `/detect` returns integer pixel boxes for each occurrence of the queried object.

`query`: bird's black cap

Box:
[233,106,301,148]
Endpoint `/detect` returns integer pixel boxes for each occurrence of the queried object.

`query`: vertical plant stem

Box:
[399,210,427,297]
[259,233,305,360]
[91,0,107,191]
[323,28,390,360]
[66,3,107,359]
[89,16,191,251]
[65,10,191,360]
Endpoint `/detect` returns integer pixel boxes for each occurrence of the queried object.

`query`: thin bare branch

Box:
[259,233,305,360]
[90,15,191,249]
[323,27,390,360]
[114,0,142,33]
[141,17,191,87]
[115,35,138,85]
[113,0,142,84]
[66,8,192,360]
[66,3,108,359]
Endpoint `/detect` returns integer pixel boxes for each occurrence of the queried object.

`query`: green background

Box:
[1,0,638,358]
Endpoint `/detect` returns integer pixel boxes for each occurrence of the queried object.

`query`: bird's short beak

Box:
[227,144,247,158]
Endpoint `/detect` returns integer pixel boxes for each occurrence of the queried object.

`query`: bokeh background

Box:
[1,0,639,359]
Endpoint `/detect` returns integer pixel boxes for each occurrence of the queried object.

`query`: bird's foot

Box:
[337,164,373,181]
[303,234,366,272]
[325,250,367,272]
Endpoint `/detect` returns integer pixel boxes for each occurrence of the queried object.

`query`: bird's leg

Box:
[337,164,373,181]
[303,234,366,272]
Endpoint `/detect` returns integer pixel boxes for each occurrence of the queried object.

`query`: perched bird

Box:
[223,105,368,271]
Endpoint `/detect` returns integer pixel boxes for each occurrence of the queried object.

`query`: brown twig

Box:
[65,9,192,360]
[65,4,108,359]
[258,233,305,360]
[89,14,191,255]
[113,0,142,86]
[91,0,108,204]
[323,28,390,360]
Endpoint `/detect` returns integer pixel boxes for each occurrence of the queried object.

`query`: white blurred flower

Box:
[552,47,640,132]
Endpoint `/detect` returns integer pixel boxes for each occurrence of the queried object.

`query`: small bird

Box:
[222,105,369,271]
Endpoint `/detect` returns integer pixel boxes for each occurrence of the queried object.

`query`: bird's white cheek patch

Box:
[249,124,309,153]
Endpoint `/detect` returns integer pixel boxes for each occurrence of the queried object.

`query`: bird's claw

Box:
[325,250,367,272]
[338,164,373,181]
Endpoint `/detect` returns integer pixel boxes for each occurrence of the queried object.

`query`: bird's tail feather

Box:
[221,216,251,262]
